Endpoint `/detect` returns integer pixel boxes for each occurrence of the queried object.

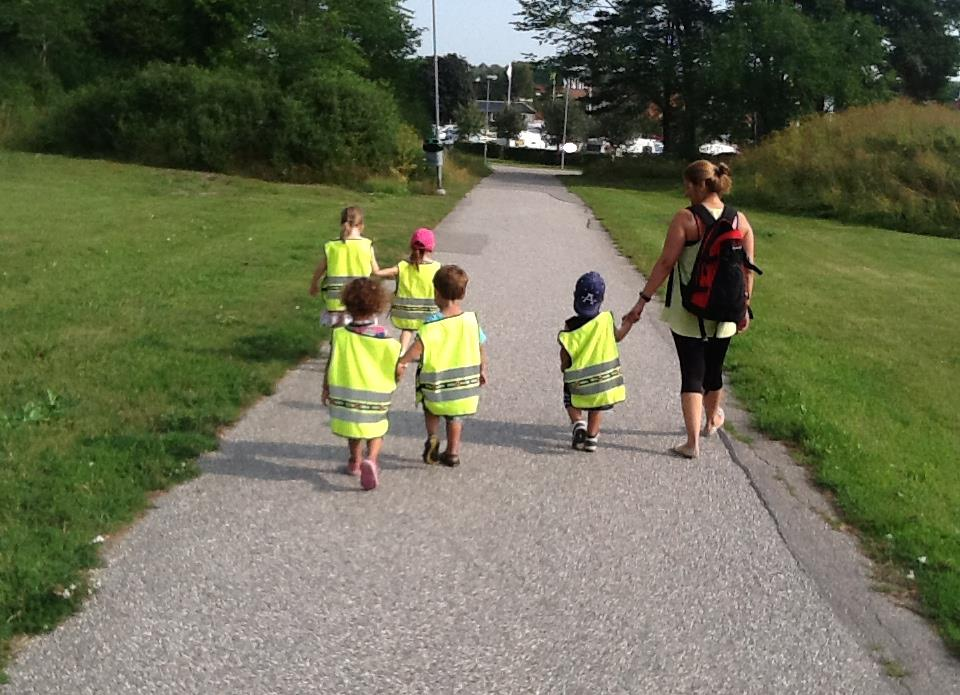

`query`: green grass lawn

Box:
[0,151,485,674]
[568,180,960,653]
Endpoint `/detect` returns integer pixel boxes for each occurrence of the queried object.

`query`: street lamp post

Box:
[560,77,570,171]
[431,0,445,195]
[479,74,497,165]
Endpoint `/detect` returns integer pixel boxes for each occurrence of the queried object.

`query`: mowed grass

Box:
[568,181,960,652]
[0,151,485,671]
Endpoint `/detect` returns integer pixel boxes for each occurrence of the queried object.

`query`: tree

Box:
[423,53,474,124]
[846,0,960,100]
[455,102,486,137]
[704,0,889,142]
[510,61,536,101]
[493,107,527,140]
[517,0,715,157]
[540,95,589,143]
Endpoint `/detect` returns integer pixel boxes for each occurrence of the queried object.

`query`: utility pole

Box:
[431,0,445,195]
[560,77,570,171]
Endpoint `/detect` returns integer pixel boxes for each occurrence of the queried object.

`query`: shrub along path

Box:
[4,166,912,693]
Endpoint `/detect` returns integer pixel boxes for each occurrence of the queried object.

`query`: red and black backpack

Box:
[666,204,763,338]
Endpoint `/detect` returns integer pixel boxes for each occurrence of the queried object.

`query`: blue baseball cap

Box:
[574,271,605,317]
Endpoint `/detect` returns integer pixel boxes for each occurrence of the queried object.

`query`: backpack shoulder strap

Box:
[687,204,715,234]
[719,205,739,228]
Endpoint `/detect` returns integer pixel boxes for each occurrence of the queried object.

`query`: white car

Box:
[699,140,739,156]
[623,138,664,155]
[515,130,549,149]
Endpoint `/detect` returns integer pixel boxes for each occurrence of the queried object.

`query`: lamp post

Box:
[431,0,445,195]
[478,74,497,165]
[560,76,570,171]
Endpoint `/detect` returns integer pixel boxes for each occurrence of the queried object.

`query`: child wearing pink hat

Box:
[374,228,441,353]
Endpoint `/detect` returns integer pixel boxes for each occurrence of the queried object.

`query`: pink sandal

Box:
[360,459,379,490]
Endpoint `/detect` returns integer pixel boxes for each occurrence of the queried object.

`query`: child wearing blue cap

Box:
[558,271,635,451]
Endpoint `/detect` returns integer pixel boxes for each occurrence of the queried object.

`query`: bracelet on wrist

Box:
[639,291,652,302]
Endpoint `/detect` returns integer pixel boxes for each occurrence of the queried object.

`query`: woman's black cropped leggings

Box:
[671,332,731,394]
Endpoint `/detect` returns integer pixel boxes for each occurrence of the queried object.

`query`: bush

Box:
[30,65,413,183]
[732,100,960,238]
[34,64,277,171]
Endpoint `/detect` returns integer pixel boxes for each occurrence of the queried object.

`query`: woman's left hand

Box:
[625,300,646,324]
[737,312,750,333]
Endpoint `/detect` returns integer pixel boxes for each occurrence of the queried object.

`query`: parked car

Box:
[515,129,549,150]
[699,140,739,156]
[622,137,664,155]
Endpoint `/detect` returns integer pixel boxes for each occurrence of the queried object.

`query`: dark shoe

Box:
[439,452,460,467]
[571,420,587,450]
[583,435,598,453]
[422,435,440,465]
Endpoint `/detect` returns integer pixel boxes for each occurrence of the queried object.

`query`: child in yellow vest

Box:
[395,265,488,468]
[323,278,400,490]
[374,227,441,353]
[309,206,380,328]
[559,271,635,452]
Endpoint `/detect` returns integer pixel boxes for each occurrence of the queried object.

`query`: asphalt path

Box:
[6,167,897,694]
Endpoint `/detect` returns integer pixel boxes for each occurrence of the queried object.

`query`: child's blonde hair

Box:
[340,206,364,240]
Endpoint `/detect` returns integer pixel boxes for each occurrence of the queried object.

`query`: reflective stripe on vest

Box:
[417,312,482,416]
[558,312,626,409]
[391,261,440,328]
[322,238,373,311]
[327,328,401,438]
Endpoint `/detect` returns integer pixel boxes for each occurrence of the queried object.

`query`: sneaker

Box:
[422,435,440,465]
[360,459,379,490]
[439,451,461,467]
[571,420,587,450]
[346,459,361,476]
[583,435,598,452]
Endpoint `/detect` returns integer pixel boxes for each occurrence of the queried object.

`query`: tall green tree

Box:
[510,61,536,101]
[517,0,715,156]
[423,53,474,124]
[845,0,960,99]
[493,107,527,139]
[540,95,590,142]
[705,0,889,142]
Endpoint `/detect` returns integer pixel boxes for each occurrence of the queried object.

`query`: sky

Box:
[402,0,552,64]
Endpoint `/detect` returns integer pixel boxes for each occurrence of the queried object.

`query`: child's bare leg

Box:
[399,329,415,354]
[346,438,364,474]
[587,411,603,437]
[365,437,383,464]
[445,418,463,456]
[566,406,584,424]
[424,411,440,438]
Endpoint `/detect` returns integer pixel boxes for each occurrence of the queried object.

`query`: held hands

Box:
[624,299,646,324]
[395,361,408,382]
[737,312,751,333]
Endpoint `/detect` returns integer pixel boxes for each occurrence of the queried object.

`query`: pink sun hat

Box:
[411,227,435,251]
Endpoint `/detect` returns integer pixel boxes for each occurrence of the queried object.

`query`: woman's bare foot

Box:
[671,443,699,459]
[703,407,725,437]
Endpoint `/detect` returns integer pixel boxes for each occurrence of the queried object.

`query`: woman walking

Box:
[625,160,758,458]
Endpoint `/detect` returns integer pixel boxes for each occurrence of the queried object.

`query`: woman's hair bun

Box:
[715,162,731,178]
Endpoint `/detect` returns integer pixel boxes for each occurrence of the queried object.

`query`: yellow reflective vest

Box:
[322,238,374,312]
[558,311,626,409]
[417,312,482,416]
[391,260,440,330]
[327,327,401,439]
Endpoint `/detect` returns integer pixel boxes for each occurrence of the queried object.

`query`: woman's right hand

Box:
[737,312,751,333]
